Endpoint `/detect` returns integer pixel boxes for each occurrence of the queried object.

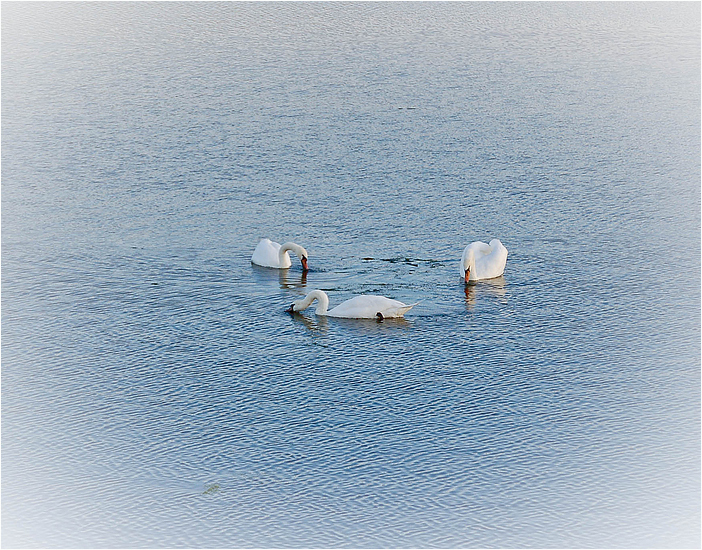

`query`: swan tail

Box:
[387,302,420,318]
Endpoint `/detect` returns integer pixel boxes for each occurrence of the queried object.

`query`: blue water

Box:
[2,3,700,548]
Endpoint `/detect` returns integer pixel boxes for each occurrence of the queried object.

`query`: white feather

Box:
[460,239,508,281]
[290,290,418,319]
[251,238,308,269]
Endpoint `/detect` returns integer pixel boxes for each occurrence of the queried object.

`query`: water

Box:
[2,3,699,548]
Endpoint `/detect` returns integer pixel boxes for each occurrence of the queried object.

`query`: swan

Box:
[251,238,308,271]
[461,239,508,283]
[286,290,418,320]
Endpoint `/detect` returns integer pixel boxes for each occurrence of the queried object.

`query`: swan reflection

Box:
[288,310,413,336]
[464,276,508,310]
[332,316,413,334]
[250,264,307,289]
[288,311,329,335]
[279,268,307,289]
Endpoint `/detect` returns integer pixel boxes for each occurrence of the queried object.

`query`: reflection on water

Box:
[464,276,508,310]
[288,310,330,335]
[281,269,307,289]
[289,310,414,336]
[250,263,308,289]
[331,315,413,333]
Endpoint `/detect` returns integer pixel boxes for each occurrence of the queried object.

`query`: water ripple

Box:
[3,1,699,548]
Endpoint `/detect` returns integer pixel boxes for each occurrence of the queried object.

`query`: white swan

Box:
[286,290,418,319]
[461,239,508,283]
[251,238,308,271]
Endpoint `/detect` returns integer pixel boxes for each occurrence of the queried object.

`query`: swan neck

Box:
[462,249,475,272]
[280,242,306,260]
[306,290,329,315]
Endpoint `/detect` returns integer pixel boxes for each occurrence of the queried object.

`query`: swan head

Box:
[280,242,309,271]
[296,245,309,272]
[461,248,475,284]
[286,299,304,313]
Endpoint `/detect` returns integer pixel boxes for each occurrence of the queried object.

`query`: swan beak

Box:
[464,268,470,284]
[285,304,295,313]
[301,257,309,272]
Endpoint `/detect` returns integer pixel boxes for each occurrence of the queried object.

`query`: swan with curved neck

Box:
[251,238,308,271]
[461,239,508,283]
[286,290,417,319]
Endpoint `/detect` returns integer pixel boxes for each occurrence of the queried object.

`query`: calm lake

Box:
[2,2,700,548]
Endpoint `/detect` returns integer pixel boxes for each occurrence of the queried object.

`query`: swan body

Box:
[461,239,508,282]
[287,290,417,319]
[251,238,308,271]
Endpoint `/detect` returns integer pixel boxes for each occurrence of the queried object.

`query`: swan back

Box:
[251,238,292,268]
[327,295,417,319]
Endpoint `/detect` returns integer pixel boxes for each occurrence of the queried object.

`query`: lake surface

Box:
[2,2,700,548]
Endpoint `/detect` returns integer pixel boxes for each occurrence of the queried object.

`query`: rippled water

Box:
[2,3,700,548]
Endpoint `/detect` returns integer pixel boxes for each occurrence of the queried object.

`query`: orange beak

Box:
[301,257,309,272]
[464,268,470,284]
